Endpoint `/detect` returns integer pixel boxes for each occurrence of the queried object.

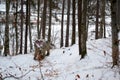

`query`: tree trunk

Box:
[78,0,82,55]
[86,16,89,40]
[19,0,24,54]
[117,0,120,31]
[24,0,29,54]
[60,0,65,47]
[100,0,105,38]
[4,0,10,56]
[81,0,87,59]
[99,20,103,38]
[65,0,71,47]
[28,0,33,52]
[111,0,119,67]
[42,0,47,39]
[12,28,15,55]
[48,0,52,42]
[15,0,18,55]
[37,0,40,39]
[95,0,99,39]
[71,0,76,45]
[103,0,106,38]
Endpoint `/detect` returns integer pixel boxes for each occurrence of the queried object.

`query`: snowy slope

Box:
[0,38,120,80]
[0,1,120,80]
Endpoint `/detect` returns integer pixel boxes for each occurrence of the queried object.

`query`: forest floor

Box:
[0,37,120,80]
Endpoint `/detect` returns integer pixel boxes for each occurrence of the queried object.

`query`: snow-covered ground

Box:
[0,37,120,80]
[0,2,120,80]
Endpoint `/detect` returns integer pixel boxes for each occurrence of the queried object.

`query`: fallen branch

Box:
[39,61,44,80]
[2,69,33,80]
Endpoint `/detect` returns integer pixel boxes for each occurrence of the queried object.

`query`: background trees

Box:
[0,0,119,66]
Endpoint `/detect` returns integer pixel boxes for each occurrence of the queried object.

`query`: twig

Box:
[39,61,44,80]
[2,69,33,80]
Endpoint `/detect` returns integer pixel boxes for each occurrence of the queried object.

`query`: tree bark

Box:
[71,0,76,45]
[78,0,82,55]
[100,0,105,38]
[95,0,99,39]
[15,0,18,55]
[60,0,65,47]
[48,0,52,42]
[103,0,106,38]
[42,0,47,39]
[37,0,40,39]
[24,0,29,54]
[81,0,87,59]
[65,0,71,47]
[4,0,10,56]
[117,0,120,31]
[111,0,119,67]
[28,0,33,52]
[20,0,24,54]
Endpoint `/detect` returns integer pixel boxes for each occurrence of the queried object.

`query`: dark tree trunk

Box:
[15,0,18,55]
[65,0,71,47]
[37,0,40,39]
[117,0,120,30]
[111,0,119,67]
[100,0,105,38]
[28,0,33,52]
[4,0,10,56]
[103,0,106,38]
[24,0,29,54]
[81,0,87,59]
[20,0,24,54]
[71,0,76,45]
[42,0,47,39]
[60,0,65,47]
[95,0,99,39]
[78,0,82,55]
[48,0,52,42]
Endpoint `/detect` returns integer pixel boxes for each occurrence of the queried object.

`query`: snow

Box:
[0,3,5,12]
[0,38,120,80]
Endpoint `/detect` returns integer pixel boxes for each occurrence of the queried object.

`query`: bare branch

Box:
[39,61,44,80]
[2,69,33,80]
